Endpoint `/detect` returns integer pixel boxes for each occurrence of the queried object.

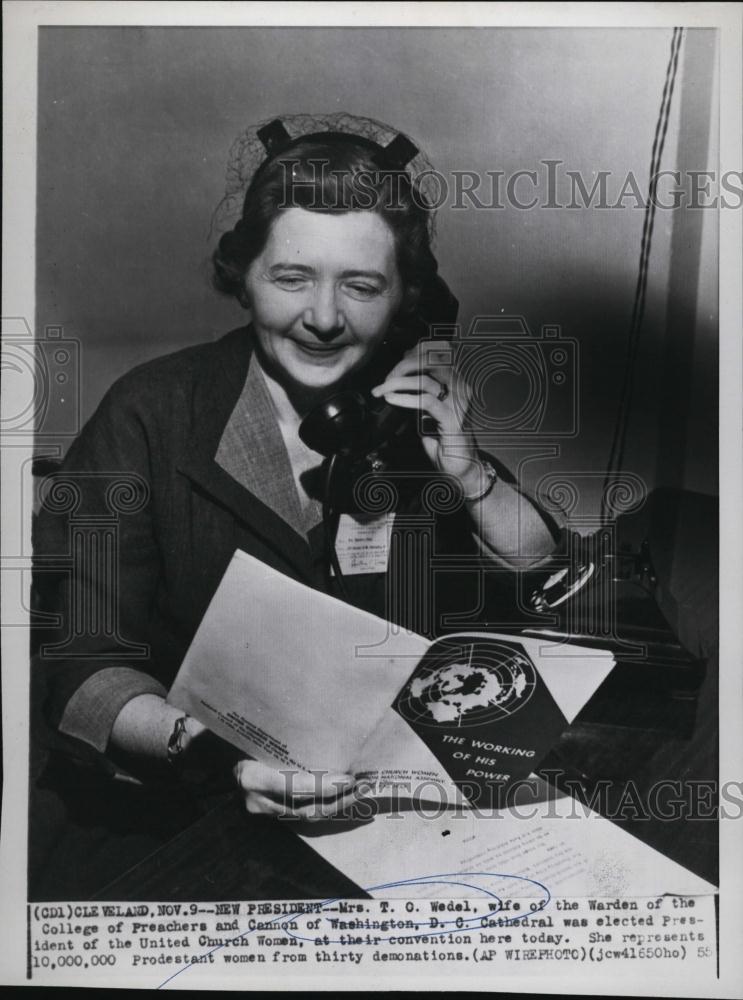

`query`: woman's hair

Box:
[212,135,439,328]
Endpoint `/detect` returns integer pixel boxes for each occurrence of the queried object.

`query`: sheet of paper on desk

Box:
[168,549,615,801]
[297,785,717,900]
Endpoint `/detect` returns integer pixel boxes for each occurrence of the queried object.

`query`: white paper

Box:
[167,549,431,774]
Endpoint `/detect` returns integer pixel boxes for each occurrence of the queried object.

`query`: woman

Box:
[33,113,561,856]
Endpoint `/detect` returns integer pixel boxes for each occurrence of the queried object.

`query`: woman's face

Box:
[244,207,404,394]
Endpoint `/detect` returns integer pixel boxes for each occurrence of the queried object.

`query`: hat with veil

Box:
[212,111,443,238]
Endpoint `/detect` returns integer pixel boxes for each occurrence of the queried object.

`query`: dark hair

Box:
[212,135,439,330]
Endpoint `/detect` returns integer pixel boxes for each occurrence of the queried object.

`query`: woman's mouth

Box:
[292,340,348,360]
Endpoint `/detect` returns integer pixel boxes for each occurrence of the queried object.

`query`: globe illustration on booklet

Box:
[394,635,538,729]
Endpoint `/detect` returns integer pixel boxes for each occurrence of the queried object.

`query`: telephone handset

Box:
[300,382,413,600]
[298,273,459,463]
[299,274,459,598]
[297,385,411,461]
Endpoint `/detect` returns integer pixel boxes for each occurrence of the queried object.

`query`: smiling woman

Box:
[31,112,563,895]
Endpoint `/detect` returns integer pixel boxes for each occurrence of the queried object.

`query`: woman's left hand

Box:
[371,340,483,496]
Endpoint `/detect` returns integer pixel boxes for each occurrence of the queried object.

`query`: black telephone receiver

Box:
[298,385,410,460]
[298,275,459,462]
[299,274,458,599]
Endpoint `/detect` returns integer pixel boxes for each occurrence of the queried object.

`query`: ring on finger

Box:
[436,381,450,402]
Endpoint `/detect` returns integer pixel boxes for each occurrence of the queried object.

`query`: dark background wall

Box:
[35,27,718,522]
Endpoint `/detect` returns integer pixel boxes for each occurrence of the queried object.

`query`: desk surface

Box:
[92,794,370,902]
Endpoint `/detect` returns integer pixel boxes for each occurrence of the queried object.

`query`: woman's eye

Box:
[345,283,380,299]
[274,275,307,289]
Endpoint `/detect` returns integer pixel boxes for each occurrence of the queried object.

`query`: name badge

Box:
[333,513,395,576]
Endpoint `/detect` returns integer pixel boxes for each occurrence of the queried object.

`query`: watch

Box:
[463,459,498,503]
[166,715,190,767]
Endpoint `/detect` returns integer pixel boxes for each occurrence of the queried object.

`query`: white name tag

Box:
[333,513,395,576]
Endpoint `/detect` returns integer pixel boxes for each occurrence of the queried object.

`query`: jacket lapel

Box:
[214,354,320,538]
[175,327,316,586]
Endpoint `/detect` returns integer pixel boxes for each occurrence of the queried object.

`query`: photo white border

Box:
[2,2,741,994]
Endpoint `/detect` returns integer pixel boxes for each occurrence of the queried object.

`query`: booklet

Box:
[167,550,615,805]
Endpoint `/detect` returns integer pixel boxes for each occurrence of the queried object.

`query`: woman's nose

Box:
[303,285,345,340]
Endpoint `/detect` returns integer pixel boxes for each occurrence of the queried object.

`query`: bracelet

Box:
[463,459,498,503]
[166,715,190,766]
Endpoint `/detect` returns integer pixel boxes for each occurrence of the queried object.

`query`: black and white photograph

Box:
[1,1,741,993]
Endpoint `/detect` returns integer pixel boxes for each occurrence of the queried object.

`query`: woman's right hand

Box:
[233,759,356,821]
